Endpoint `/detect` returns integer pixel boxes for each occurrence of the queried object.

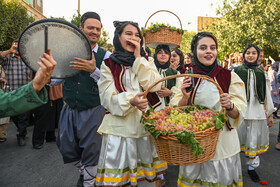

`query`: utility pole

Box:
[78,0,80,14]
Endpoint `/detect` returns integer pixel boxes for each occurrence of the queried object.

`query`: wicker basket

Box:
[143,73,226,166]
[143,10,183,49]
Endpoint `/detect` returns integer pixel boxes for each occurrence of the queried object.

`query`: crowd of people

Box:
[1,11,280,187]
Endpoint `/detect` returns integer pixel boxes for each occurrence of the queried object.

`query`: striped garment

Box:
[0,54,31,92]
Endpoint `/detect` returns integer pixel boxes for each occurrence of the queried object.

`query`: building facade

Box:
[11,0,45,21]
[197,16,217,32]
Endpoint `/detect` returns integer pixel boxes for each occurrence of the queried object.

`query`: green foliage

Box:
[70,10,81,28]
[0,0,34,51]
[142,22,184,35]
[98,28,113,52]
[174,131,204,157]
[179,30,197,54]
[143,106,226,157]
[208,0,280,59]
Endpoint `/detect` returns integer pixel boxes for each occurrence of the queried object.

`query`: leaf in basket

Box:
[153,130,161,139]
[215,118,223,130]
[196,105,208,110]
[145,123,154,131]
[181,106,194,113]
[144,119,154,125]
[145,108,154,117]
[162,131,168,136]
[174,131,204,157]
[215,113,227,130]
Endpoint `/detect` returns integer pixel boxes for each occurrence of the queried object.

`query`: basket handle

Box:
[144,10,183,30]
[143,73,223,99]
[142,73,225,116]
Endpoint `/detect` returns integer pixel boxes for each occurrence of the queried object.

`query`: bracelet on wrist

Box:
[226,102,234,111]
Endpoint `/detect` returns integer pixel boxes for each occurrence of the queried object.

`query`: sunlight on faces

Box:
[157,49,170,65]
[118,24,140,53]
[245,47,258,63]
[184,54,192,65]
[196,37,217,66]
[171,51,180,66]
[81,18,101,45]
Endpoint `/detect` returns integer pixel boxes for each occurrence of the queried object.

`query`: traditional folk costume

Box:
[153,45,183,109]
[234,53,274,180]
[0,81,47,118]
[177,65,247,187]
[95,21,167,187]
[177,32,247,187]
[57,44,111,186]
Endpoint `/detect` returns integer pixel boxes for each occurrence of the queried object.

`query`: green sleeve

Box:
[0,81,48,117]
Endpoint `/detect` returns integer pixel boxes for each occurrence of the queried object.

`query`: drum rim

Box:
[18,18,92,78]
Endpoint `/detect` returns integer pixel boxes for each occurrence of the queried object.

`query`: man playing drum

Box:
[56,12,111,187]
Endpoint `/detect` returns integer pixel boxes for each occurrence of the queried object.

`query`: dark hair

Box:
[114,21,140,36]
[191,32,218,53]
[13,40,18,43]
[153,44,171,69]
[145,47,151,57]
[242,44,260,60]
[190,32,218,75]
[112,21,144,52]
[185,53,192,58]
[154,45,171,59]
[224,54,229,58]
[81,12,102,28]
[172,49,184,70]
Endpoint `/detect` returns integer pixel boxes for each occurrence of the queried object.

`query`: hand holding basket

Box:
[143,73,227,166]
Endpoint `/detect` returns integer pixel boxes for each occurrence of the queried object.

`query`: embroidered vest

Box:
[158,67,178,105]
[63,47,107,111]
[104,58,161,109]
[234,64,266,103]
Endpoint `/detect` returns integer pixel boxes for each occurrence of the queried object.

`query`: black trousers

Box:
[11,112,30,137]
[32,98,63,145]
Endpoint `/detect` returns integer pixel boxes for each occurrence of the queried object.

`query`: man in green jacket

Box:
[0,51,57,118]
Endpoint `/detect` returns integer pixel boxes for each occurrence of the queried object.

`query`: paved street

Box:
[1,120,280,187]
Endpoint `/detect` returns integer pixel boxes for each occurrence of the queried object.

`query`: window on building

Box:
[37,0,41,7]
[24,0,34,6]
[28,11,35,18]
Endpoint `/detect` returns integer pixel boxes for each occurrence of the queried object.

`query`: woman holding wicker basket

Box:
[176,32,247,187]
[95,21,167,187]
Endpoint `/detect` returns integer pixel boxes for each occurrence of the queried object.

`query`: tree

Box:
[209,0,280,59]
[70,11,113,52]
[0,0,34,51]
[70,10,81,27]
[180,30,197,54]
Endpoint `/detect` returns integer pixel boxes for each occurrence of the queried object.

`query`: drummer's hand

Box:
[127,38,141,58]
[70,53,96,73]
[267,115,274,127]
[33,50,56,92]
[130,92,148,112]
[157,87,172,98]
[220,93,231,110]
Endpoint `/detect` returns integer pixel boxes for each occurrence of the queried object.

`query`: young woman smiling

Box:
[177,32,247,187]
[95,21,167,187]
[234,44,274,184]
